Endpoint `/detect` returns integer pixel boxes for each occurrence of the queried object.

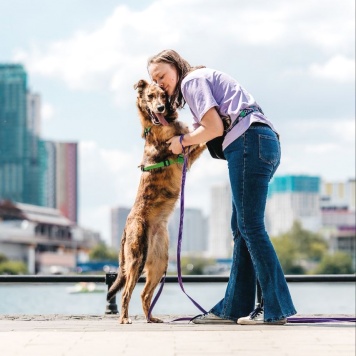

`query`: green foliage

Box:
[89,242,118,261]
[180,256,215,275]
[0,260,28,275]
[0,253,8,264]
[271,221,328,274]
[312,252,354,274]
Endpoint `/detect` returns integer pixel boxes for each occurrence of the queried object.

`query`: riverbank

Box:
[0,314,355,355]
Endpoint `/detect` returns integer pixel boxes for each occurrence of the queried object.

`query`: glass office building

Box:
[266,175,321,235]
[0,64,40,205]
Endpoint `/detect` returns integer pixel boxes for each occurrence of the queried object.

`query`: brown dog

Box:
[107,79,206,324]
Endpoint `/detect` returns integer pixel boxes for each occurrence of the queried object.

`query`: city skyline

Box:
[0,0,354,242]
[0,64,79,224]
[110,176,355,260]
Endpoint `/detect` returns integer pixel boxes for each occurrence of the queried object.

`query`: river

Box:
[0,282,355,316]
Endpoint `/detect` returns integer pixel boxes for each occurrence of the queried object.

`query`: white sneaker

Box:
[191,312,235,324]
[237,307,287,325]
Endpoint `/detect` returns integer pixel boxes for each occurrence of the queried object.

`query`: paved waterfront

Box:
[0,314,355,355]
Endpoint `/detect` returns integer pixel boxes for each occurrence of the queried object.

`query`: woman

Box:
[148,49,296,325]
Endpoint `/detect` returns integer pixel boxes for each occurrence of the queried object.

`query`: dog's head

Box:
[134,79,176,126]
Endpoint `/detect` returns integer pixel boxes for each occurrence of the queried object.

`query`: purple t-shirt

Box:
[181,68,277,150]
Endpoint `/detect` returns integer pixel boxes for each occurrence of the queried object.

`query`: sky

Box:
[0,0,355,243]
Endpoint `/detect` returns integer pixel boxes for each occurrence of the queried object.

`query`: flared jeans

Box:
[210,123,297,322]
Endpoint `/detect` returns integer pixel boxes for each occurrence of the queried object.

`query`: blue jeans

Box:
[210,123,297,322]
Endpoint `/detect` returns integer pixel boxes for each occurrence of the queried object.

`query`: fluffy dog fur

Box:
[107,79,206,324]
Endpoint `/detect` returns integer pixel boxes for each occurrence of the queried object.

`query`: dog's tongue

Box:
[156,113,169,126]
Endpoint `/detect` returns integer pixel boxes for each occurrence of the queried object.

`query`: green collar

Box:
[141,126,184,171]
[144,127,151,137]
[140,154,184,172]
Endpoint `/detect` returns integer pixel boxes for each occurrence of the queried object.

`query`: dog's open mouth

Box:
[149,110,169,126]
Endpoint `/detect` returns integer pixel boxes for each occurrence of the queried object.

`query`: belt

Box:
[224,105,264,134]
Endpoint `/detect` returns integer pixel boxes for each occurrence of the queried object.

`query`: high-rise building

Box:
[38,140,57,208]
[24,92,42,205]
[168,207,208,256]
[0,64,41,206]
[321,179,355,211]
[266,175,321,236]
[0,64,28,202]
[111,207,130,250]
[27,92,41,145]
[320,179,355,266]
[55,142,78,223]
[37,140,78,222]
[0,64,79,222]
[208,182,233,258]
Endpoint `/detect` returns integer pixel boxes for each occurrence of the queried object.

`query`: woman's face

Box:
[149,62,178,96]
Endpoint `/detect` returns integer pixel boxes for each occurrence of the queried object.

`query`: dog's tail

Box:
[107,232,127,302]
[106,268,126,301]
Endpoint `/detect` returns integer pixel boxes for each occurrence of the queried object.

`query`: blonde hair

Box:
[147,49,205,109]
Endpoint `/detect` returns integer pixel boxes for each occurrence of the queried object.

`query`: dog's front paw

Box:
[119,317,132,324]
[148,317,164,323]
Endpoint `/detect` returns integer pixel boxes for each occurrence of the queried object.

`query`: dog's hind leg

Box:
[141,223,169,323]
[141,262,167,323]
[119,261,142,324]
[119,219,148,324]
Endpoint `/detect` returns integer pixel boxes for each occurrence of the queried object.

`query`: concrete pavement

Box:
[0,314,355,356]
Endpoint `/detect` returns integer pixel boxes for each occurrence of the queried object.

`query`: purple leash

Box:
[173,146,207,321]
[147,272,166,322]
[287,317,355,323]
[147,142,207,322]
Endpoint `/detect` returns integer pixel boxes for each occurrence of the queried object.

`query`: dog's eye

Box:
[147,94,154,100]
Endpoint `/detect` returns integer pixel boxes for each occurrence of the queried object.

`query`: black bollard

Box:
[105,272,118,314]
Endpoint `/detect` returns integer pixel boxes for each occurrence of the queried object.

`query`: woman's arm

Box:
[167,107,224,154]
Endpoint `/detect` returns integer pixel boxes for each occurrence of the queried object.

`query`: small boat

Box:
[67,282,106,294]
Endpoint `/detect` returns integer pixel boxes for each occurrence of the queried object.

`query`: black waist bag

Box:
[206,106,264,160]
[207,135,226,160]
[206,115,230,160]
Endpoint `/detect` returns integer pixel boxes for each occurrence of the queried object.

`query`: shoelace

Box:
[249,306,263,319]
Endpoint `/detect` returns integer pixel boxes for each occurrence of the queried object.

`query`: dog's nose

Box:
[157,105,165,113]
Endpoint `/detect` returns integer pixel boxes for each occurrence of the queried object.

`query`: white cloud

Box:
[80,204,111,241]
[329,120,355,143]
[304,143,339,154]
[309,56,355,83]
[278,118,355,180]
[41,102,54,121]
[13,0,354,110]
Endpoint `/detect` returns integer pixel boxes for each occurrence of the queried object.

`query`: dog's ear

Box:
[134,79,148,97]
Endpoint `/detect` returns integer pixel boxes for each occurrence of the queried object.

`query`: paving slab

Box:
[0,314,354,356]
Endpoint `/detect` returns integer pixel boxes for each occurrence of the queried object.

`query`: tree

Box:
[180,256,215,275]
[89,242,118,261]
[312,252,354,274]
[0,260,28,275]
[271,221,329,274]
[0,253,8,264]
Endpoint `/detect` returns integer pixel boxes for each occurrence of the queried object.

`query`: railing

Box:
[0,273,355,314]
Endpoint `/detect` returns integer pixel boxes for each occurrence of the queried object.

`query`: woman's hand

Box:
[166,107,224,155]
[167,135,183,154]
